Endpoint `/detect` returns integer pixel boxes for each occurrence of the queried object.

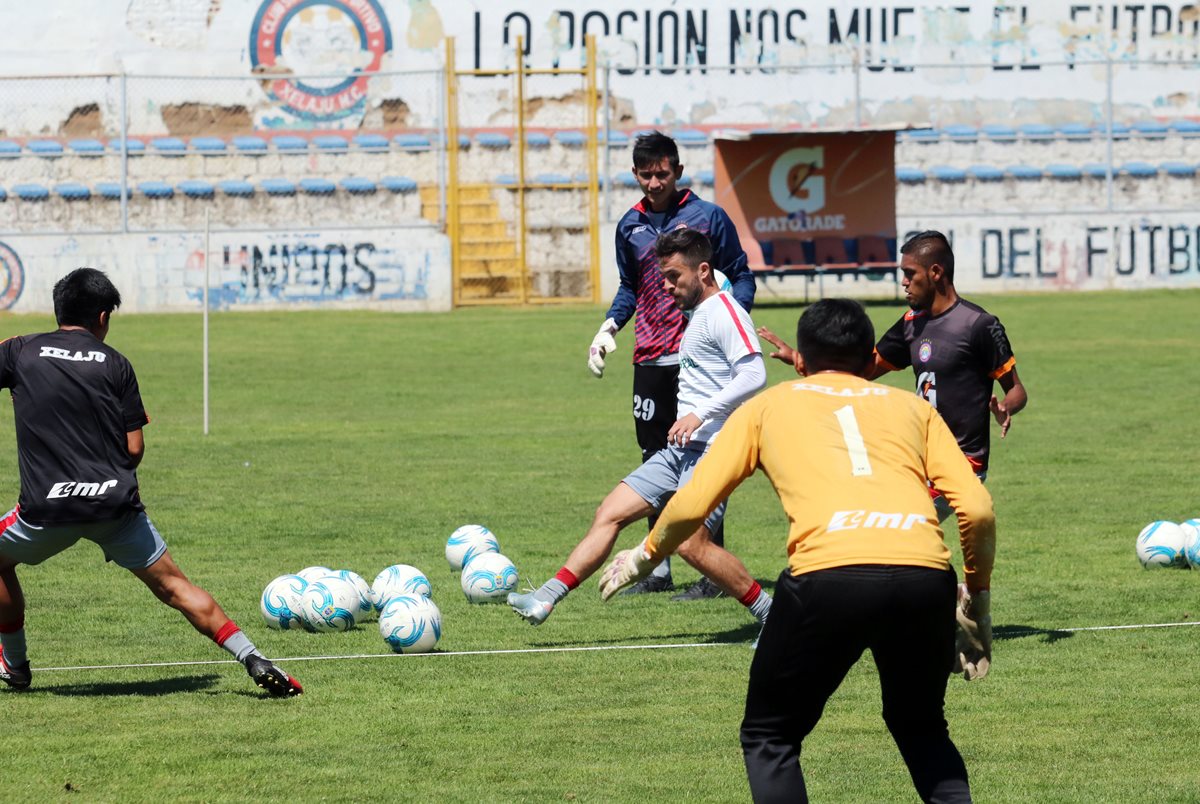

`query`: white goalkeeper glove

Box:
[599,540,658,601]
[587,318,618,378]
[953,584,992,681]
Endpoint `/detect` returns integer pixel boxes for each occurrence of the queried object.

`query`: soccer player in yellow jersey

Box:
[600,298,995,803]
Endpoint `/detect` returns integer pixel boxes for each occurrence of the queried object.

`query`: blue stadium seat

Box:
[614,172,640,188]
[1045,163,1082,179]
[904,129,940,143]
[95,182,128,199]
[179,180,215,198]
[393,133,432,151]
[981,124,1017,141]
[1168,119,1200,138]
[673,128,708,144]
[534,173,571,184]
[1018,123,1055,141]
[1082,163,1112,179]
[380,176,418,193]
[0,140,20,156]
[605,131,630,148]
[271,135,308,151]
[1058,123,1093,140]
[352,134,389,152]
[526,132,551,148]
[218,179,255,196]
[633,128,658,138]
[476,132,511,149]
[232,136,268,153]
[1120,161,1158,177]
[313,134,349,150]
[108,138,146,154]
[28,140,64,157]
[340,176,376,194]
[1107,122,1131,139]
[191,137,226,154]
[261,178,297,195]
[0,187,7,201]
[1161,161,1197,177]
[676,175,692,188]
[299,177,336,194]
[943,125,978,142]
[139,181,174,198]
[150,137,187,155]
[14,183,50,200]
[68,138,106,155]
[1132,120,1168,139]
[495,174,518,185]
[694,169,715,185]
[896,167,927,183]
[554,131,587,147]
[55,182,90,200]
[967,164,1004,182]
[572,172,604,187]
[1006,164,1043,179]
[930,165,967,182]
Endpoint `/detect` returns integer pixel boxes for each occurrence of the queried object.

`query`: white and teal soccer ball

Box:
[372,564,432,609]
[296,565,334,582]
[259,574,308,630]
[1136,521,1187,569]
[300,577,360,632]
[1179,518,1200,569]
[327,569,375,622]
[446,525,500,570]
[461,552,519,604]
[379,595,442,654]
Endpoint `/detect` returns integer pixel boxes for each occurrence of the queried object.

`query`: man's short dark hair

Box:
[900,230,955,282]
[654,227,712,268]
[53,268,122,328]
[632,131,680,170]
[796,298,876,375]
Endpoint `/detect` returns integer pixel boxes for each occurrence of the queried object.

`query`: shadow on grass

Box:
[528,622,759,649]
[31,673,222,697]
[993,624,1075,644]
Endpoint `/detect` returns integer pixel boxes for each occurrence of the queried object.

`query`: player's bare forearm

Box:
[754,326,797,365]
[999,369,1027,417]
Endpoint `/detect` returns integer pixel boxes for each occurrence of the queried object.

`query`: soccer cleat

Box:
[619,574,674,595]
[670,577,725,602]
[0,647,31,691]
[244,655,303,698]
[507,591,555,626]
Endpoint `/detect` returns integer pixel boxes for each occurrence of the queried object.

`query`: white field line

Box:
[30,619,1200,674]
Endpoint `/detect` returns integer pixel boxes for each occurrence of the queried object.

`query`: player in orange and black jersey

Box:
[599,299,995,803]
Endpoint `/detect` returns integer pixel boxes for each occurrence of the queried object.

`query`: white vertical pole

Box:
[203,210,211,435]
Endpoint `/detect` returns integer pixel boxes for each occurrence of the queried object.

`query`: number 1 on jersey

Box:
[833,405,873,477]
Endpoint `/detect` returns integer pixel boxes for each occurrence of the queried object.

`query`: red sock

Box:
[738,581,763,607]
[213,620,240,645]
[554,567,580,590]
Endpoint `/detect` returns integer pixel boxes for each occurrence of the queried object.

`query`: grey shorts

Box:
[622,443,727,536]
[0,509,167,570]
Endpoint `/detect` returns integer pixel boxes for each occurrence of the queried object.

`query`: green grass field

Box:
[1,290,1198,802]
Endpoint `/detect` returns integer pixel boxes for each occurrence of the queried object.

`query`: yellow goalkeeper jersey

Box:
[646,372,996,590]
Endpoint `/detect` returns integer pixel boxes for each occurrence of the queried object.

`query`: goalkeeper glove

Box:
[953,584,992,681]
[587,318,618,378]
[599,540,658,601]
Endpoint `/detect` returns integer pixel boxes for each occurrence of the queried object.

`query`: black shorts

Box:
[632,363,679,462]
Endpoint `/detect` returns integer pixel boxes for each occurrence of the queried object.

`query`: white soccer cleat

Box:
[507,591,554,626]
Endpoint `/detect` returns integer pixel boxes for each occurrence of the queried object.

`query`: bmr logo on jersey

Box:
[249,0,393,123]
[39,346,106,363]
[47,479,118,499]
[827,510,928,532]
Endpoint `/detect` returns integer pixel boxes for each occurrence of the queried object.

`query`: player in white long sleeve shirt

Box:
[509,228,772,627]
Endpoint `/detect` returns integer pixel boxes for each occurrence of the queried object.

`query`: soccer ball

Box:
[259,574,308,630]
[1180,518,1200,569]
[297,565,334,581]
[300,577,360,631]
[445,524,500,570]
[1136,521,1187,569]
[461,552,519,603]
[378,595,442,654]
[372,564,433,609]
[326,569,376,622]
